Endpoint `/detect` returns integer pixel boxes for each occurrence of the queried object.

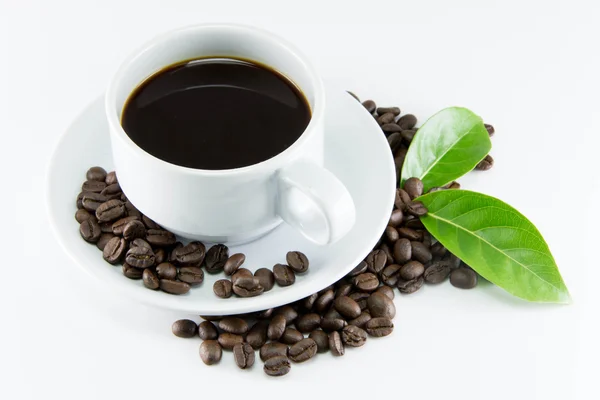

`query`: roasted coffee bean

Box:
[274,305,298,324]
[253,268,275,292]
[289,338,317,362]
[96,233,115,251]
[199,340,222,365]
[79,218,101,243]
[349,292,370,310]
[406,201,428,217]
[204,244,228,273]
[126,246,155,268]
[103,237,126,264]
[424,261,451,283]
[178,266,204,285]
[335,283,353,299]
[376,285,395,300]
[334,296,361,319]
[286,251,309,273]
[141,215,160,229]
[112,216,140,235]
[100,183,121,197]
[309,330,329,353]
[213,279,233,298]
[273,264,295,286]
[105,171,118,185]
[444,253,462,269]
[404,218,425,230]
[123,263,143,279]
[232,276,264,297]
[264,355,290,377]
[75,209,93,224]
[314,289,335,313]
[400,260,425,280]
[232,268,253,283]
[445,181,461,189]
[82,180,106,193]
[377,106,400,116]
[388,209,404,227]
[198,321,218,340]
[169,243,182,263]
[76,191,87,209]
[485,123,495,137]
[142,268,160,289]
[260,342,289,361]
[320,318,347,332]
[281,328,304,345]
[323,309,343,322]
[450,268,478,289]
[381,123,402,133]
[155,262,177,280]
[476,154,494,171]
[223,253,245,276]
[95,199,125,222]
[219,317,249,335]
[122,220,146,241]
[393,238,412,264]
[366,249,387,274]
[172,319,197,338]
[397,227,421,241]
[378,244,394,267]
[82,192,108,212]
[397,276,424,294]
[353,273,379,292]
[387,132,403,152]
[381,263,402,287]
[296,313,321,333]
[257,308,274,319]
[365,317,394,337]
[246,321,269,349]
[129,238,149,249]
[349,311,372,329]
[101,221,115,233]
[341,325,367,347]
[174,242,206,266]
[124,201,141,218]
[154,248,166,264]
[302,292,319,310]
[201,315,223,321]
[397,114,417,130]
[400,129,416,143]
[329,331,344,356]
[431,241,447,258]
[404,177,424,199]
[146,229,176,247]
[159,279,190,295]
[86,166,107,182]
[377,112,396,125]
[362,100,376,113]
[367,292,396,319]
[395,188,412,210]
[233,342,255,369]
[217,333,243,351]
[268,315,288,340]
[347,261,368,277]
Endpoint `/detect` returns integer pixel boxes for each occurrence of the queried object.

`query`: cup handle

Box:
[276,160,356,245]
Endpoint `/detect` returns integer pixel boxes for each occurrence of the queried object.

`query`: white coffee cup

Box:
[105,24,355,245]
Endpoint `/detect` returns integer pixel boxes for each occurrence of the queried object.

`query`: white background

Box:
[1,1,599,399]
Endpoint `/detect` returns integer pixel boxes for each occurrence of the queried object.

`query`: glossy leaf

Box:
[418,190,570,303]
[401,107,491,191]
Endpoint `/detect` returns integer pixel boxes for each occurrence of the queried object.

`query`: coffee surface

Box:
[122,58,311,170]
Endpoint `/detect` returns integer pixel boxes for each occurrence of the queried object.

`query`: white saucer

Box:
[46,84,395,315]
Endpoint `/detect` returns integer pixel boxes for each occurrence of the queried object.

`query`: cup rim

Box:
[105,23,326,176]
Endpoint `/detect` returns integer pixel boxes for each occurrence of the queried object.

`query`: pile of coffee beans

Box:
[75,166,309,297]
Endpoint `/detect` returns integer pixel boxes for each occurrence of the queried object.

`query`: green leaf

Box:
[401,107,491,191]
[417,190,570,304]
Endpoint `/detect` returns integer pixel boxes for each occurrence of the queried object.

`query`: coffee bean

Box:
[348,311,372,329]
[213,279,233,298]
[387,131,403,152]
[381,263,402,287]
[102,237,126,264]
[349,292,370,310]
[405,218,425,230]
[178,266,204,285]
[273,264,295,286]
[233,342,255,369]
[341,325,367,347]
[257,308,274,319]
[362,100,376,113]
[281,328,304,345]
[400,129,416,143]
[112,216,140,236]
[445,181,461,189]
[146,229,176,247]
[397,276,424,294]
[296,313,321,333]
[197,321,218,340]
[314,289,335,313]
[395,188,412,210]
[231,268,253,283]
[268,314,287,340]
[377,112,395,125]
[397,114,417,130]
[253,268,275,292]
[86,166,107,182]
[100,183,121,197]
[387,211,403,229]
[96,233,115,251]
[79,218,101,243]
[125,246,155,268]
[172,319,197,338]
[320,318,347,332]
[222,253,245,276]
[200,315,223,321]
[264,355,291,377]
[367,292,396,319]
[76,191,88,209]
[424,261,451,283]
[219,317,249,335]
[232,276,264,297]
[299,293,317,311]
[246,321,268,349]
[405,201,428,217]
[174,242,206,266]
[124,201,141,218]
[159,279,190,295]
[347,261,368,277]
[100,222,113,234]
[444,253,463,269]
[75,209,93,224]
[215,333,243,350]
[335,283,353,299]
[95,199,125,223]
[309,330,329,353]
[431,242,447,258]
[82,180,106,193]
[366,249,387,274]
[274,306,298,324]
[381,123,402,133]
[289,338,317,362]
[334,296,361,319]
[140,268,159,289]
[155,262,177,280]
[123,263,143,279]
[82,192,108,212]
[122,220,145,241]
[154,248,166,264]
[140,215,159,229]
[286,251,309,273]
[485,123,495,137]
[476,154,494,171]
[400,261,425,280]
[397,227,421,241]
[376,285,395,300]
[377,106,400,116]
[404,177,424,199]
[353,273,379,292]
[329,331,345,356]
[365,317,394,337]
[260,342,289,361]
[450,268,478,289]
[199,340,222,365]
[104,171,118,185]
[393,238,412,264]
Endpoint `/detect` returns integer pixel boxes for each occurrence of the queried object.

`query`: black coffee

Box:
[121,58,311,170]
